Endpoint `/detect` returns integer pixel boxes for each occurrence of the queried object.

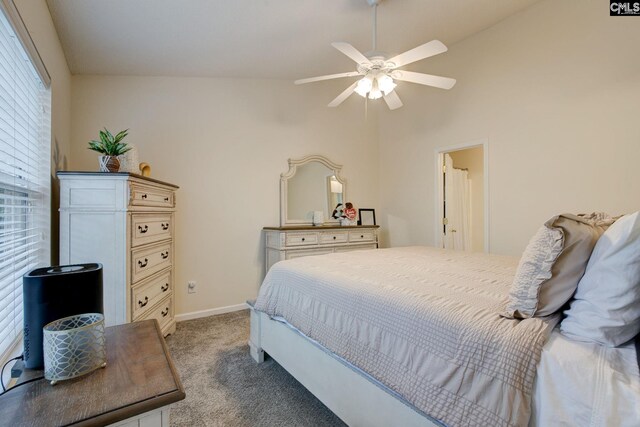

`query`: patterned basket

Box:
[43,313,106,385]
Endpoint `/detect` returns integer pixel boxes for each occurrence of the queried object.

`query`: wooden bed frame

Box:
[249,307,441,427]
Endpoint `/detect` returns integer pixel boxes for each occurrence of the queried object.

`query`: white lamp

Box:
[377,74,396,95]
[354,76,372,97]
[354,73,396,99]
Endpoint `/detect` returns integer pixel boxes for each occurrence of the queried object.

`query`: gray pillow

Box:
[504,213,609,319]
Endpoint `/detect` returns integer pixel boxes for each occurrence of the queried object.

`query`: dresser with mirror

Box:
[264,155,379,273]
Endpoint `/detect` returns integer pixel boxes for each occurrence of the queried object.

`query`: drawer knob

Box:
[138,258,148,268]
[138,296,149,307]
[161,223,169,230]
[301,237,305,242]
[138,225,149,234]
[360,235,364,238]
[161,251,169,259]
[141,194,148,199]
[164,197,169,202]
[161,307,169,317]
[161,283,169,292]
[333,236,336,240]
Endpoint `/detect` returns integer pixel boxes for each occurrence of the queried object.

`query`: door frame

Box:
[434,138,490,252]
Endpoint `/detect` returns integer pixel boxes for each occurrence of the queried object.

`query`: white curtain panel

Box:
[444,154,472,251]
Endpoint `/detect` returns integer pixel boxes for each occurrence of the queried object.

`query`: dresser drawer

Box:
[349,230,376,243]
[131,269,172,320]
[131,241,172,283]
[131,214,172,247]
[285,232,318,247]
[335,243,377,253]
[139,294,173,330]
[130,183,174,208]
[285,248,334,260]
[319,231,348,244]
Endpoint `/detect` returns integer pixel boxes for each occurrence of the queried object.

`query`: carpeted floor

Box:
[165,310,346,426]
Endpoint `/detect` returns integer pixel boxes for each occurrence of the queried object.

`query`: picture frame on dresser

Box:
[358,209,376,226]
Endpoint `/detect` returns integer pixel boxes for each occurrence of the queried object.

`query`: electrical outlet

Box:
[187,281,196,294]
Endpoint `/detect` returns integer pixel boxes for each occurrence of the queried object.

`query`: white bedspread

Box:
[531,329,640,427]
[255,246,559,427]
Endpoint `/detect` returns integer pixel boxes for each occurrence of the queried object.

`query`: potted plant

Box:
[88,128,132,172]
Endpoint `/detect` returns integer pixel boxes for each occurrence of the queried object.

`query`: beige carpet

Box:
[165,310,346,426]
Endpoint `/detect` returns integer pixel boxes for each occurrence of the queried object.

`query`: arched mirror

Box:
[280,155,346,226]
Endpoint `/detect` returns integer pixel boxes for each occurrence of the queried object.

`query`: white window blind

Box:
[0,6,50,361]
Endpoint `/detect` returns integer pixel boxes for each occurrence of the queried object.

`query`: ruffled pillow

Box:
[504,213,611,319]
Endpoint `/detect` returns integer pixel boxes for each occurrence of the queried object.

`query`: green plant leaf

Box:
[89,128,130,155]
[114,129,128,143]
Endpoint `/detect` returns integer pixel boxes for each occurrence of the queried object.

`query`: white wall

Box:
[378,0,640,256]
[449,147,484,252]
[14,0,72,263]
[70,75,379,316]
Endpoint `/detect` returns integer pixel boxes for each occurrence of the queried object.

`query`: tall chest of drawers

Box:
[58,172,178,336]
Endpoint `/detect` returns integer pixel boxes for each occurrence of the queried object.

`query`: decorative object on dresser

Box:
[263,225,379,273]
[87,128,132,172]
[359,208,376,226]
[0,320,185,427]
[139,162,152,177]
[340,202,357,226]
[280,155,346,226]
[57,172,178,336]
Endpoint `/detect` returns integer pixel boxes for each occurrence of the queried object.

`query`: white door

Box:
[443,154,472,251]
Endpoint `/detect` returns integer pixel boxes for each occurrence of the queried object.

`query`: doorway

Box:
[435,140,489,252]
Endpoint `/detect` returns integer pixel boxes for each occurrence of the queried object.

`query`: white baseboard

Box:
[175,302,249,322]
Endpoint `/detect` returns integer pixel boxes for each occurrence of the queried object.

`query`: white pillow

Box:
[560,212,640,346]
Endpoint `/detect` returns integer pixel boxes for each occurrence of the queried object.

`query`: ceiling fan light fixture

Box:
[367,78,383,100]
[354,76,373,97]
[377,74,396,95]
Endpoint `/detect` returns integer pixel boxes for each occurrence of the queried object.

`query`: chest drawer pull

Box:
[161,307,169,317]
[138,225,148,234]
[138,258,148,268]
[141,193,148,199]
[138,296,149,307]
[161,251,169,259]
[161,283,169,292]
[361,235,364,238]
[164,197,169,202]
[161,223,169,230]
[301,237,305,242]
[333,236,336,240]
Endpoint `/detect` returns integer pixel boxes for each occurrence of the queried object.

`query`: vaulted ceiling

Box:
[47,0,541,79]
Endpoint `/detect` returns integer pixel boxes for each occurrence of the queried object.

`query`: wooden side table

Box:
[0,320,185,427]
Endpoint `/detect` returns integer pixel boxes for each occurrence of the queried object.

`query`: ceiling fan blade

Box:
[331,42,372,65]
[328,82,358,108]
[387,40,448,68]
[394,71,456,90]
[295,72,361,85]
[383,90,403,110]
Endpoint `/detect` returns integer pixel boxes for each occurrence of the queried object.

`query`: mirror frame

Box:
[280,155,347,226]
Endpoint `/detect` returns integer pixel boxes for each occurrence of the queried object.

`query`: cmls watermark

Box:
[610,1,640,15]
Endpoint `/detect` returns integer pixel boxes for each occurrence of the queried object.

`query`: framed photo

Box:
[358,208,376,226]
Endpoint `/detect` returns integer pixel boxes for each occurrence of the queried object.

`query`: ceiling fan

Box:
[295,0,456,110]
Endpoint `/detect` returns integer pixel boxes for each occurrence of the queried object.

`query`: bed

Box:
[250,246,640,427]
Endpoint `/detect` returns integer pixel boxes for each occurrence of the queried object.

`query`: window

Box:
[0,5,50,361]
